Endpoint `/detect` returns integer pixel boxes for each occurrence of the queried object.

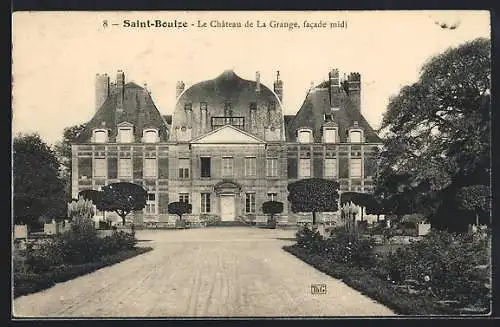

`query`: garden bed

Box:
[14,246,153,298]
[283,244,489,316]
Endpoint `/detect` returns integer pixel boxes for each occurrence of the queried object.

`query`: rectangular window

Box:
[200,157,211,177]
[244,157,256,177]
[93,158,106,178]
[266,158,278,177]
[267,192,278,201]
[324,158,337,178]
[222,157,233,177]
[201,193,211,213]
[118,158,132,178]
[350,158,362,178]
[200,102,207,111]
[146,193,156,214]
[184,103,192,111]
[179,193,190,204]
[245,193,256,213]
[249,102,257,111]
[299,158,311,178]
[178,158,190,179]
[143,158,157,178]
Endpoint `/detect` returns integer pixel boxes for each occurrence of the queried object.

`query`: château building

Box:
[71,68,381,225]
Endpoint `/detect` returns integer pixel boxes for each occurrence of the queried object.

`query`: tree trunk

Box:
[312,211,316,225]
[476,212,479,226]
[361,207,364,222]
[120,215,126,225]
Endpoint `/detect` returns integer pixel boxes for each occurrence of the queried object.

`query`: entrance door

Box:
[220,195,235,221]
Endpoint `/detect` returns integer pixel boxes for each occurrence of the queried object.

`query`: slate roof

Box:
[285,85,381,143]
[171,70,285,141]
[75,82,170,143]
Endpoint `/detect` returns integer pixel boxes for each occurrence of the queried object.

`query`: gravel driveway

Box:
[13,227,395,317]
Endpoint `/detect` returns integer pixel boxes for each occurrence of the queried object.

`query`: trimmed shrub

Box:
[201,214,221,226]
[324,228,376,267]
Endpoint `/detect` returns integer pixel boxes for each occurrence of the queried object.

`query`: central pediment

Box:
[190,125,266,144]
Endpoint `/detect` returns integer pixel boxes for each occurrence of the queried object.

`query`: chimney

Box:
[176,80,185,98]
[348,72,361,111]
[255,71,261,93]
[273,70,283,102]
[200,102,208,132]
[116,70,125,109]
[95,73,110,112]
[329,68,341,109]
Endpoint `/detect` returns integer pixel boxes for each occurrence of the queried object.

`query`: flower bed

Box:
[14,247,152,298]
[285,227,491,315]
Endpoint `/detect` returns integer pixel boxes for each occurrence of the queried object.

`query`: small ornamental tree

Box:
[97,182,147,225]
[287,178,340,225]
[262,201,284,228]
[168,202,192,220]
[456,185,491,226]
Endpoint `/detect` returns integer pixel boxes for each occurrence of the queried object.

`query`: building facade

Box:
[72,68,381,225]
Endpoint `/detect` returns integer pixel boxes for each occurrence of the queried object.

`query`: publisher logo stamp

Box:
[311,284,327,294]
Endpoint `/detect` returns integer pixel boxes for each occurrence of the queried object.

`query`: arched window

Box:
[348,121,363,143]
[297,128,313,143]
[143,129,159,143]
[93,129,108,143]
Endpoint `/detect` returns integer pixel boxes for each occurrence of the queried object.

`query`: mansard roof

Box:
[75,82,169,143]
[285,86,381,143]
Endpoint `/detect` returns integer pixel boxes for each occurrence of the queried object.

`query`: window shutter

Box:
[78,158,92,178]
[158,158,169,179]
[313,157,323,178]
[287,157,297,179]
[364,155,376,177]
[339,157,349,178]
[158,193,169,214]
[133,157,143,179]
[107,157,117,179]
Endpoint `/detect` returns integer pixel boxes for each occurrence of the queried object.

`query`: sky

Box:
[12,11,490,146]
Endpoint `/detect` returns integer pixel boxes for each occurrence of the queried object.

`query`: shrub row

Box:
[25,230,137,273]
[14,247,152,298]
[284,245,458,315]
[293,226,491,314]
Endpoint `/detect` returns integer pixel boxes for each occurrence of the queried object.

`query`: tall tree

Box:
[14,133,66,228]
[53,123,87,200]
[287,178,340,225]
[375,38,491,231]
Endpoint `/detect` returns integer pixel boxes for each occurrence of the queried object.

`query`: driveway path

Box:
[13,227,395,317]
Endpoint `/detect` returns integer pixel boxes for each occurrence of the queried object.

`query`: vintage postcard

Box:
[12,11,492,318]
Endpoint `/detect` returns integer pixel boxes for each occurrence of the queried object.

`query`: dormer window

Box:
[92,129,108,143]
[143,128,159,143]
[323,128,337,143]
[297,128,313,143]
[348,121,363,143]
[117,122,134,143]
[184,103,192,111]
